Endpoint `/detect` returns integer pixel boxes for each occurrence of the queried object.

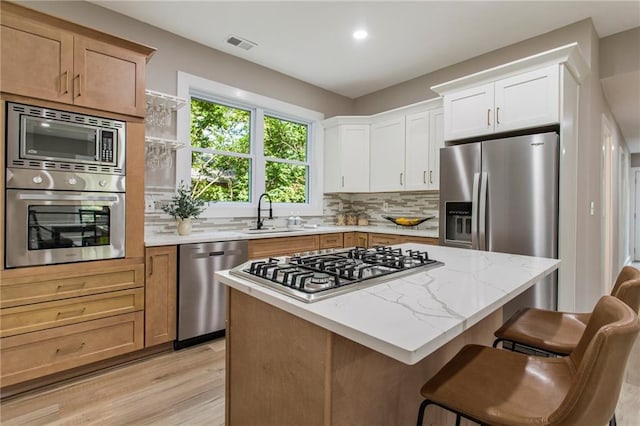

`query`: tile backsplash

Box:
[145,190,439,235]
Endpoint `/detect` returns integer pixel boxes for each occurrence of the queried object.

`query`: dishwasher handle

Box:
[208,251,224,257]
[190,249,246,259]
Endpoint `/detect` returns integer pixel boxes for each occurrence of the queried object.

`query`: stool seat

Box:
[494,266,640,355]
[494,309,590,355]
[417,296,640,426]
[421,344,573,424]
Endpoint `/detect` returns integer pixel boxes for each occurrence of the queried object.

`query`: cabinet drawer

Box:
[1,312,144,387]
[249,235,319,259]
[343,232,356,247]
[1,288,144,338]
[404,236,439,246]
[368,233,405,246]
[319,233,344,249]
[0,261,144,308]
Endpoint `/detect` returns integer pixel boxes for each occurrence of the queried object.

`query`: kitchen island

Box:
[216,243,560,425]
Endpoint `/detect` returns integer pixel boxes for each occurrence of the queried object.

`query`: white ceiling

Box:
[92,1,640,151]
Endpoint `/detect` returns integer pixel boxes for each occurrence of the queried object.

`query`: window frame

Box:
[177,71,324,218]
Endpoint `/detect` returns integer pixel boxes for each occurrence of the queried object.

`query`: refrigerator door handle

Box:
[479,172,488,251]
[471,172,480,249]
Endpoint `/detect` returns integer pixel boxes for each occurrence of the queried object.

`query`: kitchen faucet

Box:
[256,193,273,230]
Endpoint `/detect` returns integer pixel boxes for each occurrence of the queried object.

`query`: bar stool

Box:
[493,265,640,355]
[416,295,639,426]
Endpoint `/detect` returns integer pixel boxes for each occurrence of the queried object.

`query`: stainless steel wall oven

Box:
[4,102,127,268]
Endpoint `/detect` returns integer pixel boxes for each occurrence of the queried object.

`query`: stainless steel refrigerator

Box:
[439,132,558,320]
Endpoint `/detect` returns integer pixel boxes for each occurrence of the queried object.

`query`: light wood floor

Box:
[0,336,638,425]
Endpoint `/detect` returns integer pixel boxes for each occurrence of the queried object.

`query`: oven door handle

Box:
[18,194,120,202]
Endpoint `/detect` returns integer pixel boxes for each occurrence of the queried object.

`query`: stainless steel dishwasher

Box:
[176,240,248,349]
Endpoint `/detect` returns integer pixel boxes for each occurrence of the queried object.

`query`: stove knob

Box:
[68,177,77,185]
[32,175,43,184]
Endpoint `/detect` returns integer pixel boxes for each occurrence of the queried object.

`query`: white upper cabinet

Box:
[428,107,444,190]
[370,117,406,192]
[404,111,430,191]
[442,65,559,141]
[323,123,370,193]
[369,106,443,192]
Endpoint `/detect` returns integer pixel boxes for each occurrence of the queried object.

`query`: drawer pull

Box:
[57,282,86,291]
[56,342,85,356]
[56,308,86,319]
[61,71,69,94]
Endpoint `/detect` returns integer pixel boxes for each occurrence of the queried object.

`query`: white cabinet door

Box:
[323,126,340,193]
[404,111,430,191]
[370,117,405,192]
[494,65,559,132]
[340,125,370,192]
[428,108,444,190]
[444,83,493,141]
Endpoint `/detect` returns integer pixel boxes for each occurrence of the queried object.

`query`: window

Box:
[264,115,309,203]
[177,72,323,217]
[190,98,252,202]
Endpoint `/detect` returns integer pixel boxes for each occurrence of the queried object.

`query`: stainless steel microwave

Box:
[6,102,126,175]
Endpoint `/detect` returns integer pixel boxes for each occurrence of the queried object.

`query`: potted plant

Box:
[161,183,206,235]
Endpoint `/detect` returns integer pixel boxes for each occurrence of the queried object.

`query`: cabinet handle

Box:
[75,74,82,97]
[57,282,86,291]
[61,71,69,94]
[430,170,433,184]
[149,256,154,276]
[423,171,427,184]
[57,308,86,319]
[341,176,345,187]
[496,107,500,125]
[56,342,85,356]
[400,173,403,185]
[487,109,491,126]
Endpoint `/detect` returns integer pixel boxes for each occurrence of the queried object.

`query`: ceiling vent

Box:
[226,35,257,51]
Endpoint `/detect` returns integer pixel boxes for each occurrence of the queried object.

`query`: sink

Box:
[243,227,295,234]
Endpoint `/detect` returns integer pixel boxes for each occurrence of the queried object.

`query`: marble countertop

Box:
[216,243,560,365]
[145,225,439,247]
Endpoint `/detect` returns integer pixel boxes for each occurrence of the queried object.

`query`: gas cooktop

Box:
[229,246,444,303]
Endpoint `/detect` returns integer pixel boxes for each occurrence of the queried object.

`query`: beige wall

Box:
[20,1,354,118]
[599,27,640,79]
[352,20,594,115]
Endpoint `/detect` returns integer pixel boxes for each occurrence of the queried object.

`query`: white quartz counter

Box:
[216,243,560,365]
[144,225,438,247]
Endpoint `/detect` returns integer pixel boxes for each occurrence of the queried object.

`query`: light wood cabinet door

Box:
[73,36,146,117]
[494,65,559,132]
[1,312,144,387]
[343,232,356,247]
[249,235,320,259]
[319,233,343,249]
[368,233,405,247]
[145,246,177,347]
[0,12,73,104]
[443,82,494,140]
[355,232,369,248]
[370,117,405,192]
[1,288,144,338]
[404,111,430,191]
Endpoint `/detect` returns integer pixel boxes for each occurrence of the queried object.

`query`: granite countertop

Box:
[216,243,560,365]
[144,225,439,247]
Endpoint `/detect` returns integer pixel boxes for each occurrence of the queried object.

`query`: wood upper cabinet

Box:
[145,246,177,347]
[443,65,559,141]
[0,2,153,117]
[0,11,73,103]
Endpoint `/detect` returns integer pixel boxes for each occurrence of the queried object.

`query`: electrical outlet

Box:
[382,202,389,212]
[145,197,156,213]
[338,201,344,211]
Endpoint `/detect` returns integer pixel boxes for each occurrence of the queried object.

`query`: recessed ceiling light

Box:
[353,29,368,41]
